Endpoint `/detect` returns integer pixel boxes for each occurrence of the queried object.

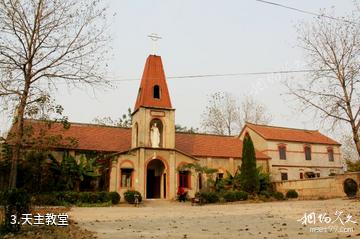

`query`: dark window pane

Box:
[281,173,288,181]
[328,149,334,161]
[179,171,189,188]
[121,168,133,188]
[305,146,311,160]
[153,85,160,99]
[279,146,286,160]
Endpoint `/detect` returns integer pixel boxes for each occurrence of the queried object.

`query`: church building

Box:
[109,55,270,199]
[10,54,344,200]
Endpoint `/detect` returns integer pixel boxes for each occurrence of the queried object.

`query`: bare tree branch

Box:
[288,8,360,158]
[0,0,110,188]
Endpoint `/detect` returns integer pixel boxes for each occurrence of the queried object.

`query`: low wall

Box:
[273,172,360,199]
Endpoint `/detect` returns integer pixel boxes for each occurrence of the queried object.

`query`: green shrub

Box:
[0,191,4,205]
[63,191,79,204]
[35,193,61,206]
[259,190,271,199]
[286,189,298,199]
[98,191,111,202]
[273,191,285,201]
[89,192,100,203]
[234,191,248,201]
[343,178,358,198]
[3,189,31,233]
[223,191,237,202]
[77,192,89,203]
[32,191,120,205]
[199,192,220,203]
[123,190,142,204]
[109,192,121,204]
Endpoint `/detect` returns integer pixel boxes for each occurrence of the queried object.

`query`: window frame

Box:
[179,171,190,188]
[153,85,161,99]
[327,147,334,162]
[281,172,288,181]
[278,144,287,160]
[120,168,133,188]
[304,145,312,161]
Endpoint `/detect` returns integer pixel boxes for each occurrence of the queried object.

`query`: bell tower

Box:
[131,55,175,149]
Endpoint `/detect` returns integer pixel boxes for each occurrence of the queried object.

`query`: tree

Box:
[346,159,360,172]
[0,0,109,188]
[239,134,259,194]
[49,153,101,191]
[241,95,272,127]
[175,124,199,133]
[201,92,272,135]
[287,10,360,157]
[341,134,359,162]
[93,108,132,127]
[178,163,218,192]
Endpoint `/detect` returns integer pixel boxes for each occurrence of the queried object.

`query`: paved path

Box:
[69,198,360,239]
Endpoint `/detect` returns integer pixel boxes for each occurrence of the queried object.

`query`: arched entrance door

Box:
[146,159,166,199]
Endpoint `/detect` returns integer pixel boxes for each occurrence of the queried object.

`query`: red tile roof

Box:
[243,123,340,145]
[175,132,270,159]
[13,120,269,159]
[134,55,172,111]
[16,120,132,152]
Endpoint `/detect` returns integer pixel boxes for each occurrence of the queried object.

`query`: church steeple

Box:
[131,54,175,149]
[134,55,172,112]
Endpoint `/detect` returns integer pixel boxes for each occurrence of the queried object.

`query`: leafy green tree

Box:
[239,135,259,194]
[49,153,101,191]
[178,163,218,192]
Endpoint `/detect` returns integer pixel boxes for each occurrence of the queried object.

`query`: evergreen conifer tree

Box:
[239,134,259,193]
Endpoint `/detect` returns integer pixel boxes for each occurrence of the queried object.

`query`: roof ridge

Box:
[246,122,318,132]
[175,131,237,138]
[24,119,131,130]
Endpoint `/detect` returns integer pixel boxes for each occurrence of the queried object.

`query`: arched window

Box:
[153,85,160,99]
[150,118,163,147]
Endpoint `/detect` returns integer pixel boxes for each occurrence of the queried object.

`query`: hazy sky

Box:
[0,0,357,139]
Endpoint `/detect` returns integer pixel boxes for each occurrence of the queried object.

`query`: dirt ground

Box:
[69,198,360,239]
[0,207,96,239]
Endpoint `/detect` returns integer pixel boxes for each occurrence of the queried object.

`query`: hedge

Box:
[223,190,248,202]
[199,192,220,203]
[286,189,298,199]
[32,191,120,206]
[123,190,142,204]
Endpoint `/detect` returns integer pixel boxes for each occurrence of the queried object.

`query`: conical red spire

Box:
[134,55,172,111]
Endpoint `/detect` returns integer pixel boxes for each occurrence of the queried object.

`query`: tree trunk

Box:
[353,128,360,158]
[8,81,30,189]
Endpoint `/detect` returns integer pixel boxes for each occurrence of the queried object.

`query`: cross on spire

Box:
[148,33,162,55]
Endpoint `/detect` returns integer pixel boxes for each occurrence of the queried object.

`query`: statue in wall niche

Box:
[150,123,160,148]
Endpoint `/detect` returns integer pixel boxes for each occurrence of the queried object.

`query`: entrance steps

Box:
[142,199,181,207]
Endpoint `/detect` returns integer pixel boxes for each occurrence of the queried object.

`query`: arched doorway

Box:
[343,178,358,197]
[146,159,167,199]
